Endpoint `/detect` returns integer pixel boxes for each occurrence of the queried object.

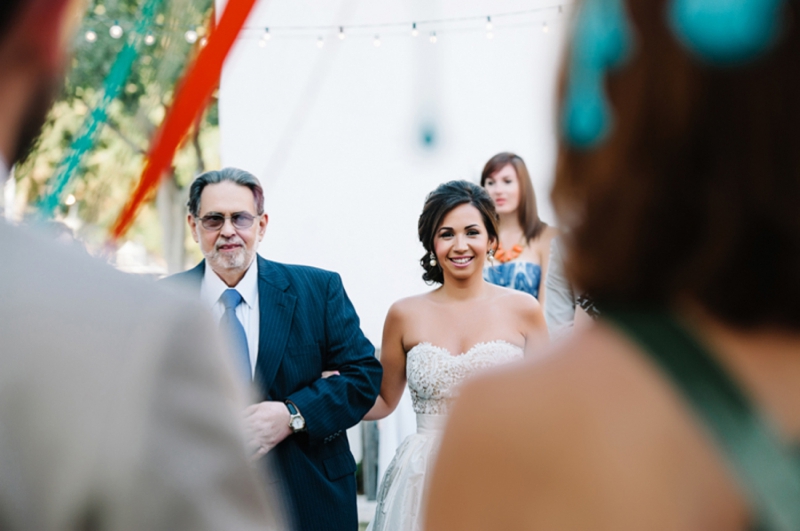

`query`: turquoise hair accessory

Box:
[562,0,635,149]
[562,0,787,150]
[669,0,784,65]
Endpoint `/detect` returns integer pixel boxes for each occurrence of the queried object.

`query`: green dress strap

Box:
[604,308,800,531]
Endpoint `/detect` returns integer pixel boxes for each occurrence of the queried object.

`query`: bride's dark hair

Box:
[418,180,499,284]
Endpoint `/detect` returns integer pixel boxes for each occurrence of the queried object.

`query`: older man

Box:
[165,167,382,531]
[0,0,280,529]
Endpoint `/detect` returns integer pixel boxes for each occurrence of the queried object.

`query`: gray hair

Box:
[187,167,265,217]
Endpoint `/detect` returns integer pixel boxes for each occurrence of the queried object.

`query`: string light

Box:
[80,3,570,50]
[109,21,123,39]
[65,194,76,206]
[184,27,198,43]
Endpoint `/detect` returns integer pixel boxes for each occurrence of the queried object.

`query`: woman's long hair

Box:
[481,152,547,242]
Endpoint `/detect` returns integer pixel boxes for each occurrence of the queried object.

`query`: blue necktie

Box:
[219,289,251,382]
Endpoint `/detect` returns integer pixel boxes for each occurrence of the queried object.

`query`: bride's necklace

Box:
[494,236,526,263]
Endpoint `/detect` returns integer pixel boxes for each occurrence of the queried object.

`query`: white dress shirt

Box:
[200,257,260,379]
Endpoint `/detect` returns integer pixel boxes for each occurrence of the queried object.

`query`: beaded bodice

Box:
[406,341,524,415]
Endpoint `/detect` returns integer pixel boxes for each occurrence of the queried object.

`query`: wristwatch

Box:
[285,400,306,433]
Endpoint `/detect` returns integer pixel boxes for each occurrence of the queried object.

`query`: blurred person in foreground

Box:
[427,0,800,529]
[164,168,382,531]
[0,0,281,529]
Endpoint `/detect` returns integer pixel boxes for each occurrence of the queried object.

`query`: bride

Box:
[364,180,548,531]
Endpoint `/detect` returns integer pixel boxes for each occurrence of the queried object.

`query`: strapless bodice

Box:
[484,261,542,298]
[406,341,524,415]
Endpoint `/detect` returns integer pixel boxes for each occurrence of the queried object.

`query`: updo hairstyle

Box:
[418,180,499,284]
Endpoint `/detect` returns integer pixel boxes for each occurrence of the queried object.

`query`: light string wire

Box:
[76,2,572,45]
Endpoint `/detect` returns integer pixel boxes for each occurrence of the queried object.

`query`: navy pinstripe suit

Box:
[166,256,382,531]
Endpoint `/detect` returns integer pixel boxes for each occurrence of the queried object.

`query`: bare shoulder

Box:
[385,290,438,323]
[488,283,542,315]
[530,225,559,249]
[454,324,663,443]
[435,324,746,528]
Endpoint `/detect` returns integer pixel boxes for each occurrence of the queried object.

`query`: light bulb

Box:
[486,16,493,31]
[185,28,198,43]
[429,32,437,44]
[85,30,97,43]
[144,33,155,45]
[339,27,345,40]
[373,35,381,47]
[317,36,324,48]
[411,23,418,37]
[109,22,123,39]
[65,194,76,206]
[542,22,549,33]
[262,28,271,41]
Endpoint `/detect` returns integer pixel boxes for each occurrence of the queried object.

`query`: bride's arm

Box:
[363,302,408,421]
[523,295,549,359]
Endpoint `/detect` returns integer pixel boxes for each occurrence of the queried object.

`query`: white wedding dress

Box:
[367,341,524,531]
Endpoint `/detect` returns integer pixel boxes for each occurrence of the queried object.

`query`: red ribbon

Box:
[110,0,259,240]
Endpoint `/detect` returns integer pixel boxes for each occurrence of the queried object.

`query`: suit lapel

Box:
[254,256,296,395]
[180,260,205,292]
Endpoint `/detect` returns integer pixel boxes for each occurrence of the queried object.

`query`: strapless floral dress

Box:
[366,341,523,531]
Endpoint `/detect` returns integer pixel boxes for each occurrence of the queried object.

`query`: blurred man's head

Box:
[0,0,83,167]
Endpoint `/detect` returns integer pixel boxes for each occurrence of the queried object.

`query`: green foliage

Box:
[15,0,217,263]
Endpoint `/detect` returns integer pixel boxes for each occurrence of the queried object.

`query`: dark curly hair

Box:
[418,181,499,284]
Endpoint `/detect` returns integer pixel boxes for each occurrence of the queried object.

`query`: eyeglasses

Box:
[197,212,257,231]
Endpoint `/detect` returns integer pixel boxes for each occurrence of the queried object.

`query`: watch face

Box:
[291,417,305,430]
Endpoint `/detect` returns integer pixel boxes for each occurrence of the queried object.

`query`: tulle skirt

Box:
[367,414,447,531]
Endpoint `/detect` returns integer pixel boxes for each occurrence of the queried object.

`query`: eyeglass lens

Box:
[200,212,256,230]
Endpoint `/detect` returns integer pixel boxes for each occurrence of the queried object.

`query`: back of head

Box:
[554,0,800,330]
[0,1,24,43]
[0,0,78,165]
[418,180,498,284]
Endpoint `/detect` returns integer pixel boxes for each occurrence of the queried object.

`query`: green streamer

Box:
[38,0,164,216]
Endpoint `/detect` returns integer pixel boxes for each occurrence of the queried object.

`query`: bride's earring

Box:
[488,248,496,261]
[429,251,437,267]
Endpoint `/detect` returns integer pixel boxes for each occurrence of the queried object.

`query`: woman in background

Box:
[426,0,800,529]
[481,152,558,306]
[364,180,547,531]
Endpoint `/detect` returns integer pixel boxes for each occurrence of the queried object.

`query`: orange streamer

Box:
[109,0,259,240]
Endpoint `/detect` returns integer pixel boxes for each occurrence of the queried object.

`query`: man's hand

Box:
[242,401,293,460]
